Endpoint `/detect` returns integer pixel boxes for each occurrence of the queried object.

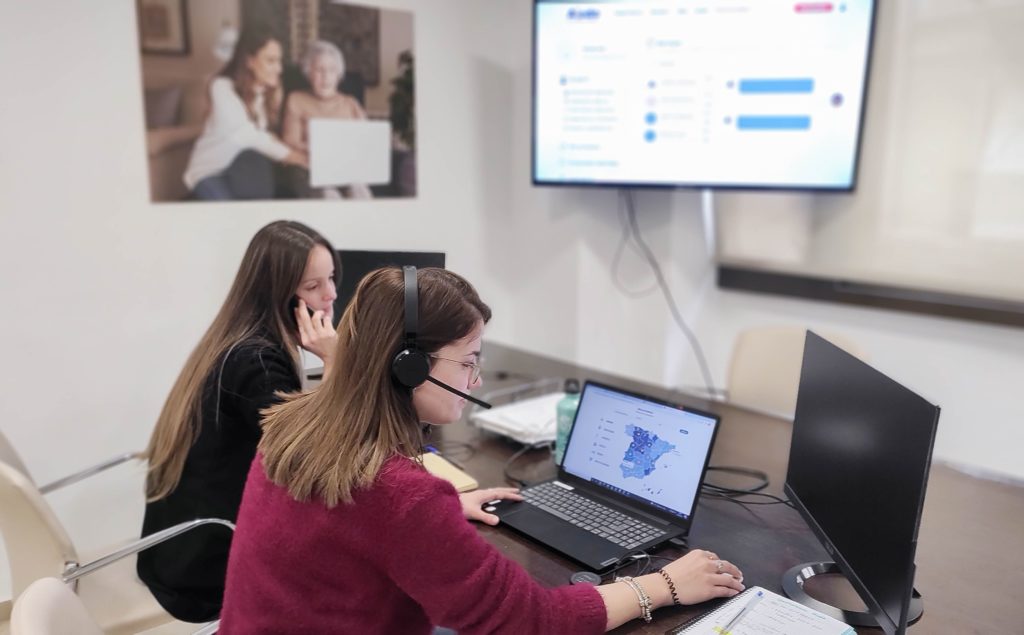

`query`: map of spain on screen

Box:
[620,424,676,479]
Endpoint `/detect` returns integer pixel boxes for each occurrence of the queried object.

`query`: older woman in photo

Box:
[282,40,373,200]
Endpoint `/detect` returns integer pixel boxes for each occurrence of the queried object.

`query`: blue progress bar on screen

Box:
[738,78,814,94]
[737,115,811,130]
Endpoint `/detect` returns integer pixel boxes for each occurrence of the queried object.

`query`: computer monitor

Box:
[783,332,939,635]
[334,250,446,321]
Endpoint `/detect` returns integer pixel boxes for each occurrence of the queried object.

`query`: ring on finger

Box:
[716,560,724,574]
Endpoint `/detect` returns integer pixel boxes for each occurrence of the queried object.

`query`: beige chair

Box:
[10,577,102,635]
[726,326,865,418]
[0,428,141,630]
[10,577,219,635]
[0,461,232,634]
[0,427,140,495]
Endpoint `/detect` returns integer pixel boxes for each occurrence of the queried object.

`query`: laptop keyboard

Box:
[521,482,665,549]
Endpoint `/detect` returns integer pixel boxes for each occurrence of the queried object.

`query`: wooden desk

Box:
[435,345,1024,634]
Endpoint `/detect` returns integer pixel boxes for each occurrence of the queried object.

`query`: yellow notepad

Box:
[420,452,479,492]
[667,586,855,635]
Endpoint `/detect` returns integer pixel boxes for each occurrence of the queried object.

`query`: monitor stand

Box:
[781,561,923,627]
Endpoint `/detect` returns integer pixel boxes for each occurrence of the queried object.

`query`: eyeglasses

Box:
[427,354,483,384]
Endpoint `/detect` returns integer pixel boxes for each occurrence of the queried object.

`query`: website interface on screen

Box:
[562,385,717,519]
[534,0,875,188]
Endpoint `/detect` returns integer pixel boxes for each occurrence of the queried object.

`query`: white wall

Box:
[1,0,1021,605]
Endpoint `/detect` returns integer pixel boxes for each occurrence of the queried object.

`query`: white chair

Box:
[10,577,102,635]
[0,461,232,634]
[10,577,218,635]
[0,428,141,631]
[726,326,866,418]
[0,427,140,495]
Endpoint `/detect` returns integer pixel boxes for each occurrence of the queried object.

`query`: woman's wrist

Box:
[320,351,335,377]
[636,572,674,609]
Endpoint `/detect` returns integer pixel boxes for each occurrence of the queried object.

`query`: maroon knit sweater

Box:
[218,454,607,634]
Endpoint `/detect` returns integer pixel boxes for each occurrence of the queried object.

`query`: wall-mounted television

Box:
[532,0,878,191]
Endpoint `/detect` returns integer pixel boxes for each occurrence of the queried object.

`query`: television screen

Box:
[785,332,939,634]
[533,0,877,190]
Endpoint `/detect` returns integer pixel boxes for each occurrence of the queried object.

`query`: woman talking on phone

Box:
[137,220,339,621]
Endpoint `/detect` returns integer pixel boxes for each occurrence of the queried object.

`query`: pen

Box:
[716,589,763,634]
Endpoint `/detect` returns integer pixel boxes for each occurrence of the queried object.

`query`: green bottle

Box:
[555,379,581,465]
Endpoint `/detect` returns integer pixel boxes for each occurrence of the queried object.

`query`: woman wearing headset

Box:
[138,220,339,621]
[217,267,743,633]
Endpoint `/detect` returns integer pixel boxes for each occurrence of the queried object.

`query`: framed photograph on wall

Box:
[137,0,190,56]
[136,0,416,202]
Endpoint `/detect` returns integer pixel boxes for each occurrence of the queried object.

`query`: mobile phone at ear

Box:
[288,296,316,324]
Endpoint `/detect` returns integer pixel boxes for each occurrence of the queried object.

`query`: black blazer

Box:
[137,337,300,622]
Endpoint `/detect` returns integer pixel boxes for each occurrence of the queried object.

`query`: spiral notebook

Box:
[666,586,855,635]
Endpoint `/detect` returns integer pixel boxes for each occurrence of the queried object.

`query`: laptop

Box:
[308,119,392,187]
[491,380,720,571]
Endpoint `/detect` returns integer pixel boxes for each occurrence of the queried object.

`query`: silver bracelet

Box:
[615,575,653,623]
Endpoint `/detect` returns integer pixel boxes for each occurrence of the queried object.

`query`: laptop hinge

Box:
[553,480,574,491]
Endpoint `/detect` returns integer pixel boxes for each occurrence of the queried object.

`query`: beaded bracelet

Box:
[615,575,653,623]
[657,568,681,605]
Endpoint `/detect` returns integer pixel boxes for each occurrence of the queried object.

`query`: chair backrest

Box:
[727,326,866,417]
[0,427,34,484]
[0,461,78,601]
[10,576,103,635]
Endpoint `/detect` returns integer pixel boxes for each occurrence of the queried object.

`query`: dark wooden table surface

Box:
[432,344,1024,634]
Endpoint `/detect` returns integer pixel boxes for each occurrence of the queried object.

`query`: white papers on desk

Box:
[667,586,854,635]
[469,392,563,446]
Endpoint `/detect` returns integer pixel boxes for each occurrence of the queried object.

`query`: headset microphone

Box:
[425,376,492,409]
[391,266,492,409]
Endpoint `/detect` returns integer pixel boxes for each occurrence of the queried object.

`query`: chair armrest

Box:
[62,518,235,583]
[39,452,144,494]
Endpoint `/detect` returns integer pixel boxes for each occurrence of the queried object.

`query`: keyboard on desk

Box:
[521,482,665,549]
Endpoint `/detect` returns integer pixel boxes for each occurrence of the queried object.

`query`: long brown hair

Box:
[144,221,340,501]
[259,267,491,507]
[219,22,283,127]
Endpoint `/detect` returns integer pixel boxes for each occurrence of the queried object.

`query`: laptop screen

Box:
[561,382,718,520]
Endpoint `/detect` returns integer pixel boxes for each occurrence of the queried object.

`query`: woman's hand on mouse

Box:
[459,487,523,525]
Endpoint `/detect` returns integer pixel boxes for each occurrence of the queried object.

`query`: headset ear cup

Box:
[392,348,431,388]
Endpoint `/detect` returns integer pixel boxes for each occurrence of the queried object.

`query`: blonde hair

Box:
[144,221,339,501]
[259,267,491,507]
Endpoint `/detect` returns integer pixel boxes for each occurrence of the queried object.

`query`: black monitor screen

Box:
[334,250,445,320]
[784,332,939,635]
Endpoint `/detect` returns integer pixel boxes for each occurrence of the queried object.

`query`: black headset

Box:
[390,266,492,409]
[391,266,432,388]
